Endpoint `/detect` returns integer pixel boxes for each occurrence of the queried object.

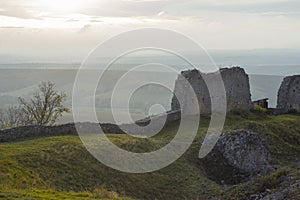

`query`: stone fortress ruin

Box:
[171,67,252,114]
[171,66,300,115]
[277,75,300,113]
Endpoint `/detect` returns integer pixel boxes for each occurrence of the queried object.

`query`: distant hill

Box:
[249,74,283,107]
[0,68,292,123]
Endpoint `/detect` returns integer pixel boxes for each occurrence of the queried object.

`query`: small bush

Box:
[253,104,268,113]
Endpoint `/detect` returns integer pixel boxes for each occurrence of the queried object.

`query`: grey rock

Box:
[200,130,273,185]
[248,178,300,200]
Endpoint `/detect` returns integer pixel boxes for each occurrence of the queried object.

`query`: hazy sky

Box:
[0,0,300,60]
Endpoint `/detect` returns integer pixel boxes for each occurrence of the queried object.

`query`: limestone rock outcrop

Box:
[200,130,273,185]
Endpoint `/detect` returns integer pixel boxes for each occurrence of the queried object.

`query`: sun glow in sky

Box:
[0,0,300,60]
[33,0,89,12]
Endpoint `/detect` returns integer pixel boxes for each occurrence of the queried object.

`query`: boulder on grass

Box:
[200,130,273,185]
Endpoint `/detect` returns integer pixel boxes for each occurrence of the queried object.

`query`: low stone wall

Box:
[0,122,124,143]
[0,110,181,143]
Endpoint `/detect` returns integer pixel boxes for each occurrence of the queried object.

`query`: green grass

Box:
[0,135,220,199]
[0,188,130,200]
[0,113,300,199]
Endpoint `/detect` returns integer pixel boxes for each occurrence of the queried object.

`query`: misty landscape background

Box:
[0,49,299,124]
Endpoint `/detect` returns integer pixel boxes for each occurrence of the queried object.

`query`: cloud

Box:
[0,9,38,19]
[157,11,165,16]
[0,0,300,58]
[1,0,299,21]
[66,19,80,22]
[163,0,300,16]
[122,0,170,2]
[0,26,25,29]
[0,1,40,19]
[78,24,91,33]
[89,19,104,23]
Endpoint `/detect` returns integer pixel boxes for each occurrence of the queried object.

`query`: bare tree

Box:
[18,81,69,126]
[5,105,23,128]
[0,108,6,129]
[0,106,24,129]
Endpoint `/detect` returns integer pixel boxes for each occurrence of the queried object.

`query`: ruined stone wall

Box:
[277,75,300,113]
[171,67,252,114]
[221,67,252,111]
[0,123,125,143]
[0,111,181,143]
[171,69,210,114]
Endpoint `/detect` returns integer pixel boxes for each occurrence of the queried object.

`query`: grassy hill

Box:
[1,113,300,199]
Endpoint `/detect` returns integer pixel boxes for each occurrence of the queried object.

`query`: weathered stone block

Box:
[277,75,300,113]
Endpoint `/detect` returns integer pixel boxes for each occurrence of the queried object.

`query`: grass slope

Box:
[1,113,300,199]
